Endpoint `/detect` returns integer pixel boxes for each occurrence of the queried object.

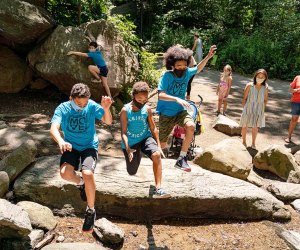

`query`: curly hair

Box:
[132,81,149,96]
[70,83,91,98]
[164,45,193,70]
[89,41,98,48]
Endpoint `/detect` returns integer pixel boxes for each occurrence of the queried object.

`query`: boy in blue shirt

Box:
[120,81,170,198]
[157,44,216,172]
[50,83,112,232]
[67,41,112,98]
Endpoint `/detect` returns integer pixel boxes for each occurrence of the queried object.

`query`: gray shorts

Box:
[60,148,98,173]
[122,137,158,175]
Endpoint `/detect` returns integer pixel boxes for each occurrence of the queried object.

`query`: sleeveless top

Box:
[239,83,267,128]
[121,103,152,148]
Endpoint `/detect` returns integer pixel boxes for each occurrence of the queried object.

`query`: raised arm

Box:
[196,45,217,73]
[67,51,88,57]
[100,96,112,125]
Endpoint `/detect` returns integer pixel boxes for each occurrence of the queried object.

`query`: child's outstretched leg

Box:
[251,127,258,149]
[100,76,112,98]
[241,126,247,148]
[151,150,170,198]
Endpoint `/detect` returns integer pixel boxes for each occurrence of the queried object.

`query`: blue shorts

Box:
[291,102,300,116]
[97,65,108,77]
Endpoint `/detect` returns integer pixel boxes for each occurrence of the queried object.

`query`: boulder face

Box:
[0,46,32,93]
[212,115,242,136]
[14,155,290,221]
[0,0,55,44]
[0,127,37,182]
[253,145,300,180]
[27,20,139,100]
[193,139,252,180]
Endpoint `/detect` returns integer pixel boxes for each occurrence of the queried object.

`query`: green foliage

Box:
[138,50,163,88]
[107,14,141,49]
[47,0,111,26]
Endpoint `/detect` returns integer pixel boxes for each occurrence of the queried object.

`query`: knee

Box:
[88,65,94,72]
[185,123,195,133]
[82,170,94,179]
[60,168,72,180]
[291,116,299,123]
[151,151,161,162]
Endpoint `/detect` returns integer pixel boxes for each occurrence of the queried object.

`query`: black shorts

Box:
[97,65,108,77]
[60,148,98,173]
[122,137,158,175]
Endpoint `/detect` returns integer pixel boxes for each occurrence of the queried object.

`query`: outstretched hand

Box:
[67,51,73,56]
[176,98,190,108]
[101,96,113,109]
[207,45,217,59]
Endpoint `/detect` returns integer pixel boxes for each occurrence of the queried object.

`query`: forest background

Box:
[46,0,300,90]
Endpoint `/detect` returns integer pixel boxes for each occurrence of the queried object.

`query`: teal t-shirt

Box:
[87,49,106,67]
[51,99,104,151]
[121,103,152,148]
[156,67,198,116]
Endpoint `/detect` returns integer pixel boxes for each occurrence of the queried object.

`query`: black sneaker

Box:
[82,208,96,232]
[174,156,191,172]
[78,184,87,202]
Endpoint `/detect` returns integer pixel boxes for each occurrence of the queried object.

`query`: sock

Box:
[180,151,187,157]
[86,206,95,212]
[78,177,84,185]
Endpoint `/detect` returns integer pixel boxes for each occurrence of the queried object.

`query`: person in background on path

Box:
[285,75,300,143]
[120,81,170,198]
[216,64,233,116]
[192,33,203,64]
[67,41,112,99]
[157,44,217,172]
[50,83,112,233]
[240,69,268,150]
[186,55,197,100]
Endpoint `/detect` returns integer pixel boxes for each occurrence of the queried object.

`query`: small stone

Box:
[5,191,14,200]
[139,244,147,250]
[131,231,138,237]
[56,235,65,242]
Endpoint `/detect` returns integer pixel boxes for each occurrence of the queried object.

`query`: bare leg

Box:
[82,169,95,209]
[160,141,167,149]
[217,98,222,112]
[181,121,195,152]
[151,151,162,189]
[288,115,299,140]
[100,76,112,98]
[241,127,247,147]
[88,65,100,80]
[251,127,258,148]
[60,163,81,184]
[223,100,228,112]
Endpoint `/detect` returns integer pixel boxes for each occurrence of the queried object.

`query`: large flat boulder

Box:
[0,45,32,93]
[212,115,241,136]
[0,127,37,182]
[0,0,55,44]
[193,139,252,180]
[27,20,139,100]
[14,155,290,221]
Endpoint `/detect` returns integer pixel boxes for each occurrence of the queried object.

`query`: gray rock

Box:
[287,170,300,184]
[29,229,45,248]
[291,199,300,212]
[0,45,32,93]
[0,120,7,129]
[277,228,300,250]
[42,243,107,250]
[212,115,241,136]
[0,199,32,238]
[94,218,125,244]
[0,0,55,44]
[254,145,300,180]
[0,171,9,197]
[56,235,65,243]
[17,201,57,231]
[266,180,300,201]
[194,139,252,180]
[27,20,138,100]
[14,155,290,221]
[0,127,37,182]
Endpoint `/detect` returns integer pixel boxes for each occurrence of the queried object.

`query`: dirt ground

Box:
[1,69,300,249]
